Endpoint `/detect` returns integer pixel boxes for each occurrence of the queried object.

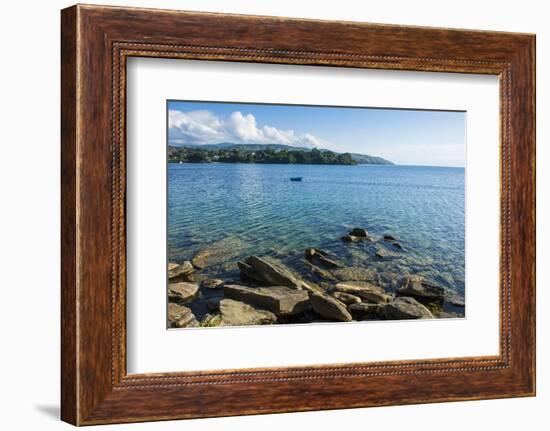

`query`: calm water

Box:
[168,163,465,297]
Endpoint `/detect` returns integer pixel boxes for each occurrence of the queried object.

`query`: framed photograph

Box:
[61,4,536,425]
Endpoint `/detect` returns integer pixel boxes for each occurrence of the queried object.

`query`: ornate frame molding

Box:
[61,5,535,425]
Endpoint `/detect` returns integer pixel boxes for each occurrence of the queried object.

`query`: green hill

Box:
[169,143,393,165]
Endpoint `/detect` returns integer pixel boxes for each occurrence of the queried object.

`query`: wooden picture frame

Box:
[61,4,536,425]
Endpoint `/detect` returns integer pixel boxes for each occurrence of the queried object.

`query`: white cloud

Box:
[168,109,329,149]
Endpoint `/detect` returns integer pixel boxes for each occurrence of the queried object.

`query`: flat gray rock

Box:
[382,297,434,320]
[335,281,391,304]
[397,275,445,299]
[224,284,310,316]
[168,282,199,304]
[332,291,362,305]
[239,256,322,293]
[168,261,194,279]
[168,303,199,328]
[219,299,277,326]
[309,292,352,322]
[201,278,225,290]
[348,302,383,319]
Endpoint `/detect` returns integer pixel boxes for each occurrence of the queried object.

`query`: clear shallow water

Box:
[168,163,465,299]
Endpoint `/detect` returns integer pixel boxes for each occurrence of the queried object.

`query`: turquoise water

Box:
[168,163,465,296]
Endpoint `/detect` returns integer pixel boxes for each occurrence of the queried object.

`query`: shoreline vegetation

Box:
[168,143,394,165]
[167,226,465,329]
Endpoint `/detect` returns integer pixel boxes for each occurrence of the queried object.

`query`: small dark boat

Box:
[290,177,303,182]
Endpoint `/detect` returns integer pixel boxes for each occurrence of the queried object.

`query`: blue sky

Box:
[168,100,465,167]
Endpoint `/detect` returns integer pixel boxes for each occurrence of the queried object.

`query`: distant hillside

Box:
[171,143,393,165]
[349,153,394,165]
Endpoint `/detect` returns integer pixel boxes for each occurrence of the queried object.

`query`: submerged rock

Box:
[168,282,200,304]
[191,237,250,269]
[309,292,352,322]
[305,248,342,269]
[439,311,462,318]
[219,299,277,326]
[375,245,399,259]
[350,227,369,237]
[397,275,445,300]
[382,297,434,320]
[382,235,403,250]
[168,261,194,280]
[305,247,330,259]
[341,234,361,243]
[303,259,338,281]
[224,284,310,316]
[335,281,391,304]
[168,303,199,328]
[332,266,378,282]
[445,292,465,308]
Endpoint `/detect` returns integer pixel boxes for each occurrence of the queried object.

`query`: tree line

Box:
[168,146,357,165]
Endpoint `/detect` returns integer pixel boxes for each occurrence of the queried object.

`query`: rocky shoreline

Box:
[167,227,465,328]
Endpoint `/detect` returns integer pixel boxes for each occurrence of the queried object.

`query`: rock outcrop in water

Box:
[397,275,445,300]
[191,237,250,269]
[335,281,392,304]
[332,266,378,282]
[341,227,370,243]
[168,261,194,280]
[224,284,310,316]
[238,255,321,292]
[350,227,369,237]
[341,234,362,243]
[305,248,342,269]
[375,244,400,259]
[166,226,465,328]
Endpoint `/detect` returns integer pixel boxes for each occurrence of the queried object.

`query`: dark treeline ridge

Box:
[168,146,357,165]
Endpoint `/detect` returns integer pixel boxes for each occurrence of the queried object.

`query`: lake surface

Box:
[168,163,465,302]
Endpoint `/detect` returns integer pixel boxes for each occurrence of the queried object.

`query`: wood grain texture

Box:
[60,5,78,425]
[60,4,536,425]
